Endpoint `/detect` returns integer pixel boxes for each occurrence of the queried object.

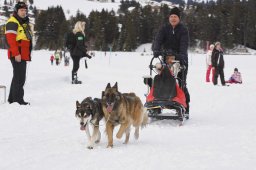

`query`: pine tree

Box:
[88,11,105,50]
[115,14,126,51]
[140,5,154,44]
[219,0,234,48]
[123,8,140,51]
[34,6,68,50]
[103,10,118,51]
[231,0,243,46]
[245,0,256,49]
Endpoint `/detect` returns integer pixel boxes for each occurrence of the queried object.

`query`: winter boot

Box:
[72,72,82,84]
[185,106,189,119]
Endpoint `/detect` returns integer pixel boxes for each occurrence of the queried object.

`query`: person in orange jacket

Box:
[5,1,32,105]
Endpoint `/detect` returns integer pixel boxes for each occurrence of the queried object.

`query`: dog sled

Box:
[143,53,188,125]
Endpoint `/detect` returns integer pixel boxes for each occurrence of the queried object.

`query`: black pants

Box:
[71,56,80,74]
[8,58,27,103]
[177,64,190,113]
[213,67,225,85]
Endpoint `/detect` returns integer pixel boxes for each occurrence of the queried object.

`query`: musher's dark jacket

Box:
[153,23,189,64]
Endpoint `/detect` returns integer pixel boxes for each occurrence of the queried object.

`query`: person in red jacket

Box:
[5,1,32,105]
[50,54,54,65]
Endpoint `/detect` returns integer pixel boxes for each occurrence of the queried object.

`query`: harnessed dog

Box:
[75,97,104,149]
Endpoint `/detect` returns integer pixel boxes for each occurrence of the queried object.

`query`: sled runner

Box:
[143,53,188,125]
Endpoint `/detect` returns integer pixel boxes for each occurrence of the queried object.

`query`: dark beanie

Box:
[169,7,181,18]
[14,2,28,12]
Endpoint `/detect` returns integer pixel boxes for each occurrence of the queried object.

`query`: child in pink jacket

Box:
[226,68,242,84]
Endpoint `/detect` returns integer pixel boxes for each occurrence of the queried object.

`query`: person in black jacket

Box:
[211,42,226,86]
[70,21,91,84]
[5,2,32,105]
[152,7,190,117]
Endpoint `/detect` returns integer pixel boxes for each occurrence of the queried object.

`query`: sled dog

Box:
[102,82,148,148]
[75,97,104,149]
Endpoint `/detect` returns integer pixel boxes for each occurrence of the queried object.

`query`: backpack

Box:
[65,32,76,51]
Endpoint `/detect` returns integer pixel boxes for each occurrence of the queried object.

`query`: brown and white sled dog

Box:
[102,82,148,148]
[75,97,104,149]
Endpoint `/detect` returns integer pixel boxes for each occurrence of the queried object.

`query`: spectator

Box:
[212,42,226,86]
[206,44,215,82]
[226,68,242,84]
[50,54,54,65]
[69,21,92,84]
[5,1,32,105]
[54,50,60,65]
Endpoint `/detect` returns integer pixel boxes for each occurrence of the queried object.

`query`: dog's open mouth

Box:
[80,123,87,131]
[106,103,114,113]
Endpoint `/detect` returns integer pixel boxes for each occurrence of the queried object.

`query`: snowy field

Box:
[0,49,256,170]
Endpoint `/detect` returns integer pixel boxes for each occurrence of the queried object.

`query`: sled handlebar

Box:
[149,56,161,76]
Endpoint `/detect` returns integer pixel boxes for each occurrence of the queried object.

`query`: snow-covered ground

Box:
[0,49,256,170]
[33,0,121,18]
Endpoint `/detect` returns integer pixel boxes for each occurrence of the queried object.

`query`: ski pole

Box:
[85,59,88,69]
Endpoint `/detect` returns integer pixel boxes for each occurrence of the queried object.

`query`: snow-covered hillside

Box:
[33,0,120,18]
[0,48,255,170]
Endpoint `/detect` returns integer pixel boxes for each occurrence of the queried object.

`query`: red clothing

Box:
[146,84,187,108]
[206,65,215,82]
[50,55,54,61]
[146,68,187,108]
[226,71,242,84]
[6,36,31,61]
[5,15,32,61]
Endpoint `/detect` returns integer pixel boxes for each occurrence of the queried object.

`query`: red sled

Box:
[143,56,188,123]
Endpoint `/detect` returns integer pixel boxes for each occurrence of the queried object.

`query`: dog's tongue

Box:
[80,125,86,131]
[107,105,113,113]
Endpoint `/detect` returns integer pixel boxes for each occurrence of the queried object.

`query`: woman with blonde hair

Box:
[205,44,215,82]
[70,21,91,84]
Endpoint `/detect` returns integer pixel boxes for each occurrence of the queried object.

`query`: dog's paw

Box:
[95,139,100,144]
[123,141,128,144]
[116,133,123,139]
[134,132,139,140]
[87,146,94,149]
[107,144,113,148]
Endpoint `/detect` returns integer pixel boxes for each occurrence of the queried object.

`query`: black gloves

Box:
[153,51,161,58]
[174,54,187,66]
[85,53,92,59]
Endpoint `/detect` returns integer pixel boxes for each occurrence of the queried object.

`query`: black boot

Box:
[185,105,189,119]
[18,101,30,105]
[72,72,82,84]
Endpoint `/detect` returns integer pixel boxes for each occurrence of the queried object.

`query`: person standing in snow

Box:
[212,42,226,86]
[205,44,215,82]
[5,1,32,105]
[54,50,60,65]
[70,21,91,84]
[152,7,190,118]
[50,54,54,65]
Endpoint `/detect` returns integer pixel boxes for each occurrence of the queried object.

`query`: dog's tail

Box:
[141,108,148,129]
